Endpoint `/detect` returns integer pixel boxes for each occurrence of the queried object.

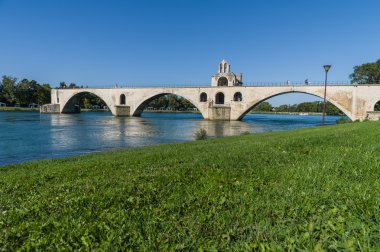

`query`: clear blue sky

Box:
[1,0,380,105]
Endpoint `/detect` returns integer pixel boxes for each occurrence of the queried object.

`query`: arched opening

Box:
[233,92,242,102]
[62,92,110,113]
[238,92,350,123]
[219,64,222,73]
[120,94,126,105]
[224,63,228,73]
[217,77,228,86]
[374,101,380,111]
[215,92,225,105]
[133,93,203,118]
[200,92,207,102]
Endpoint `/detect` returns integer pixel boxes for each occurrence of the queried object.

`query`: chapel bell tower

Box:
[211,59,243,87]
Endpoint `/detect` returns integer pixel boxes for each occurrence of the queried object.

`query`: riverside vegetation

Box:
[1,121,380,250]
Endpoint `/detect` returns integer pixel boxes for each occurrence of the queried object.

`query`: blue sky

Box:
[1,0,380,105]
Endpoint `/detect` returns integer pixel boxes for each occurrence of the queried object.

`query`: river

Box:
[0,112,344,165]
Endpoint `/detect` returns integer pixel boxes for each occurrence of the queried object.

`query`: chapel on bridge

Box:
[211,59,243,87]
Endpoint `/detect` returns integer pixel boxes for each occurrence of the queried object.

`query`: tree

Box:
[15,79,34,105]
[36,84,51,105]
[350,59,380,84]
[59,82,67,89]
[68,83,77,89]
[0,78,3,102]
[276,104,290,112]
[251,101,272,112]
[1,75,17,105]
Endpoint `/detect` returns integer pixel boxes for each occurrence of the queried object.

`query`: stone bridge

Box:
[45,84,380,121]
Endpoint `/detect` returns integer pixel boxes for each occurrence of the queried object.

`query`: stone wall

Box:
[208,107,231,120]
[115,106,130,116]
[40,104,60,113]
[365,111,380,121]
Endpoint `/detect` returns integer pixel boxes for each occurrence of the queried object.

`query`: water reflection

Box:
[0,111,344,165]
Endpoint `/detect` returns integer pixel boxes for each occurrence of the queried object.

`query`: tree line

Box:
[0,77,92,107]
[0,76,51,106]
[251,101,343,115]
[146,94,196,111]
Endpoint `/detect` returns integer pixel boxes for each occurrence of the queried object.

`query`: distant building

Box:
[0,102,6,107]
[211,59,243,87]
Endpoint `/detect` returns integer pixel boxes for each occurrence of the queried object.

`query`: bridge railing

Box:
[54,81,380,89]
[243,81,353,86]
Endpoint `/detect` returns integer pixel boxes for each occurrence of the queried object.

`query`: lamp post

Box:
[322,64,331,125]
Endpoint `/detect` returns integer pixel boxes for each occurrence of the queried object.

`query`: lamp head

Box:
[323,65,331,73]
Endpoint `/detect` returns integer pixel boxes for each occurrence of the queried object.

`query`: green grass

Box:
[1,122,380,250]
[0,107,39,112]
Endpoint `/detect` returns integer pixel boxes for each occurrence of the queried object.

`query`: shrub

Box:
[194,128,207,140]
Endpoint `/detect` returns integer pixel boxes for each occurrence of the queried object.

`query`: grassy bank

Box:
[1,122,380,250]
[0,107,40,112]
[143,109,200,114]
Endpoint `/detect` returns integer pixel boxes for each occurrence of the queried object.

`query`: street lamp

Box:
[322,64,331,125]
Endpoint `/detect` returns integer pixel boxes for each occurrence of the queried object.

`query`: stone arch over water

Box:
[236,91,352,120]
[61,91,112,114]
[131,92,205,118]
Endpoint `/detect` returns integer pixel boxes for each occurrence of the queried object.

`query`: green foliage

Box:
[0,76,51,106]
[37,84,52,105]
[59,81,67,89]
[147,94,195,111]
[1,122,380,250]
[194,128,207,140]
[0,79,2,102]
[251,101,272,112]
[79,93,106,108]
[1,75,17,104]
[252,101,343,115]
[350,59,380,84]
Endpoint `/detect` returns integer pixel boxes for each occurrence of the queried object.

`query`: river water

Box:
[0,112,344,165]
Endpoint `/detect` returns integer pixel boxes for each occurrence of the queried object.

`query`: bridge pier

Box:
[208,106,231,120]
[40,104,60,114]
[114,106,131,117]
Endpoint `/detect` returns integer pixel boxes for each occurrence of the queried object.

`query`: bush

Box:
[194,128,207,140]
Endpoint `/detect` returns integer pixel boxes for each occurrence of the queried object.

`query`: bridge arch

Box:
[61,91,112,114]
[372,100,380,111]
[237,91,353,121]
[132,92,206,118]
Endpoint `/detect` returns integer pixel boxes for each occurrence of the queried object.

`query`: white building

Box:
[211,59,243,87]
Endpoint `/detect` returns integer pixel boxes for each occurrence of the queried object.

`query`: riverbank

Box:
[1,121,379,250]
[249,111,344,116]
[0,107,40,112]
